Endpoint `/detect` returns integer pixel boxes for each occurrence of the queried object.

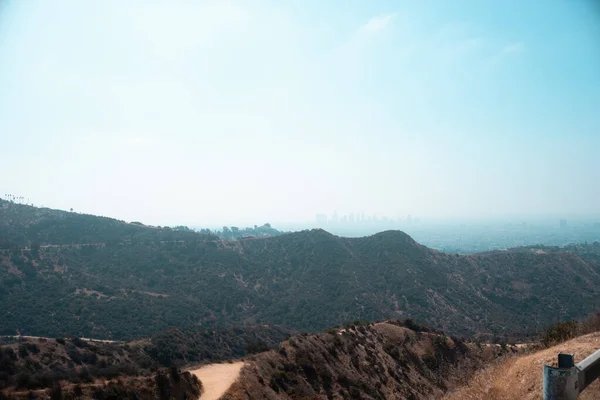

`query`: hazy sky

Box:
[1,0,599,226]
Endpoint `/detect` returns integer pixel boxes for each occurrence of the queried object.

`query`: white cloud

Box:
[358,13,398,34]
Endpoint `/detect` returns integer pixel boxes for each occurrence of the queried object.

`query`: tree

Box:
[49,383,62,400]
[245,339,269,354]
[156,371,170,400]
[31,242,40,257]
[222,227,231,239]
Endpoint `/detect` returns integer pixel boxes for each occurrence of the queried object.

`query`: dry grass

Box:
[443,332,600,400]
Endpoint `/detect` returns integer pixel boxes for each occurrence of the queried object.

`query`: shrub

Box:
[542,320,579,347]
[169,365,180,382]
[71,337,87,348]
[245,340,269,355]
[18,345,29,358]
[74,384,83,397]
[48,383,62,400]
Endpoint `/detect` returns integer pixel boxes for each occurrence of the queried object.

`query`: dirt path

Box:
[443,332,600,400]
[189,362,244,400]
[0,335,121,343]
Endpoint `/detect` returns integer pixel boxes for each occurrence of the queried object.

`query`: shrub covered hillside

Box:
[221,320,519,400]
[0,324,290,397]
[1,366,202,400]
[2,200,600,340]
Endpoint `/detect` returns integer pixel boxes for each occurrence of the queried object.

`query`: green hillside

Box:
[1,200,600,340]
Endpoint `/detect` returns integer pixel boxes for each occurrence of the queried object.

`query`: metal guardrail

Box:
[543,350,600,399]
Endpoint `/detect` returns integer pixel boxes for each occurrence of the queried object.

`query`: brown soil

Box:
[190,362,245,400]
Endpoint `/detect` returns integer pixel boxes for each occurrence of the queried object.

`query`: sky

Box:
[0,0,599,227]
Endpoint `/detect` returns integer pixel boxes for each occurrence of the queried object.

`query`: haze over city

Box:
[1,0,599,227]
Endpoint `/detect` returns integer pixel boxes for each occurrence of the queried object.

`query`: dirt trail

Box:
[0,335,120,343]
[190,362,244,400]
[443,332,600,400]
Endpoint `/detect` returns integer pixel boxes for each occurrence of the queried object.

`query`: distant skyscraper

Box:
[315,214,327,225]
[560,219,567,229]
[332,211,339,224]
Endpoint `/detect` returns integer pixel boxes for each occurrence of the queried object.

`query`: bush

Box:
[49,383,62,400]
[245,340,269,355]
[74,384,83,397]
[194,374,204,394]
[18,345,29,358]
[71,337,87,348]
[542,320,579,347]
[169,365,180,382]
[155,371,170,400]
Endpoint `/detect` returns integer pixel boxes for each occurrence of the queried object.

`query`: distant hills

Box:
[1,199,600,340]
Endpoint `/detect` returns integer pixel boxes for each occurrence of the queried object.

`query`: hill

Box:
[0,324,291,391]
[221,320,518,400]
[0,324,291,398]
[1,366,201,400]
[0,319,518,400]
[1,199,600,340]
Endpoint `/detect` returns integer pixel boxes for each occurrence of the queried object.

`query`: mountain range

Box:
[1,199,600,341]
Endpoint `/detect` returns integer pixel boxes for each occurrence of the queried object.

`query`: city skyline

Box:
[315,212,419,225]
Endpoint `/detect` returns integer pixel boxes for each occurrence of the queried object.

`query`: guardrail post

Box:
[543,353,579,400]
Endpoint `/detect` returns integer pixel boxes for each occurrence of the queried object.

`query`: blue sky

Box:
[0,0,599,226]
